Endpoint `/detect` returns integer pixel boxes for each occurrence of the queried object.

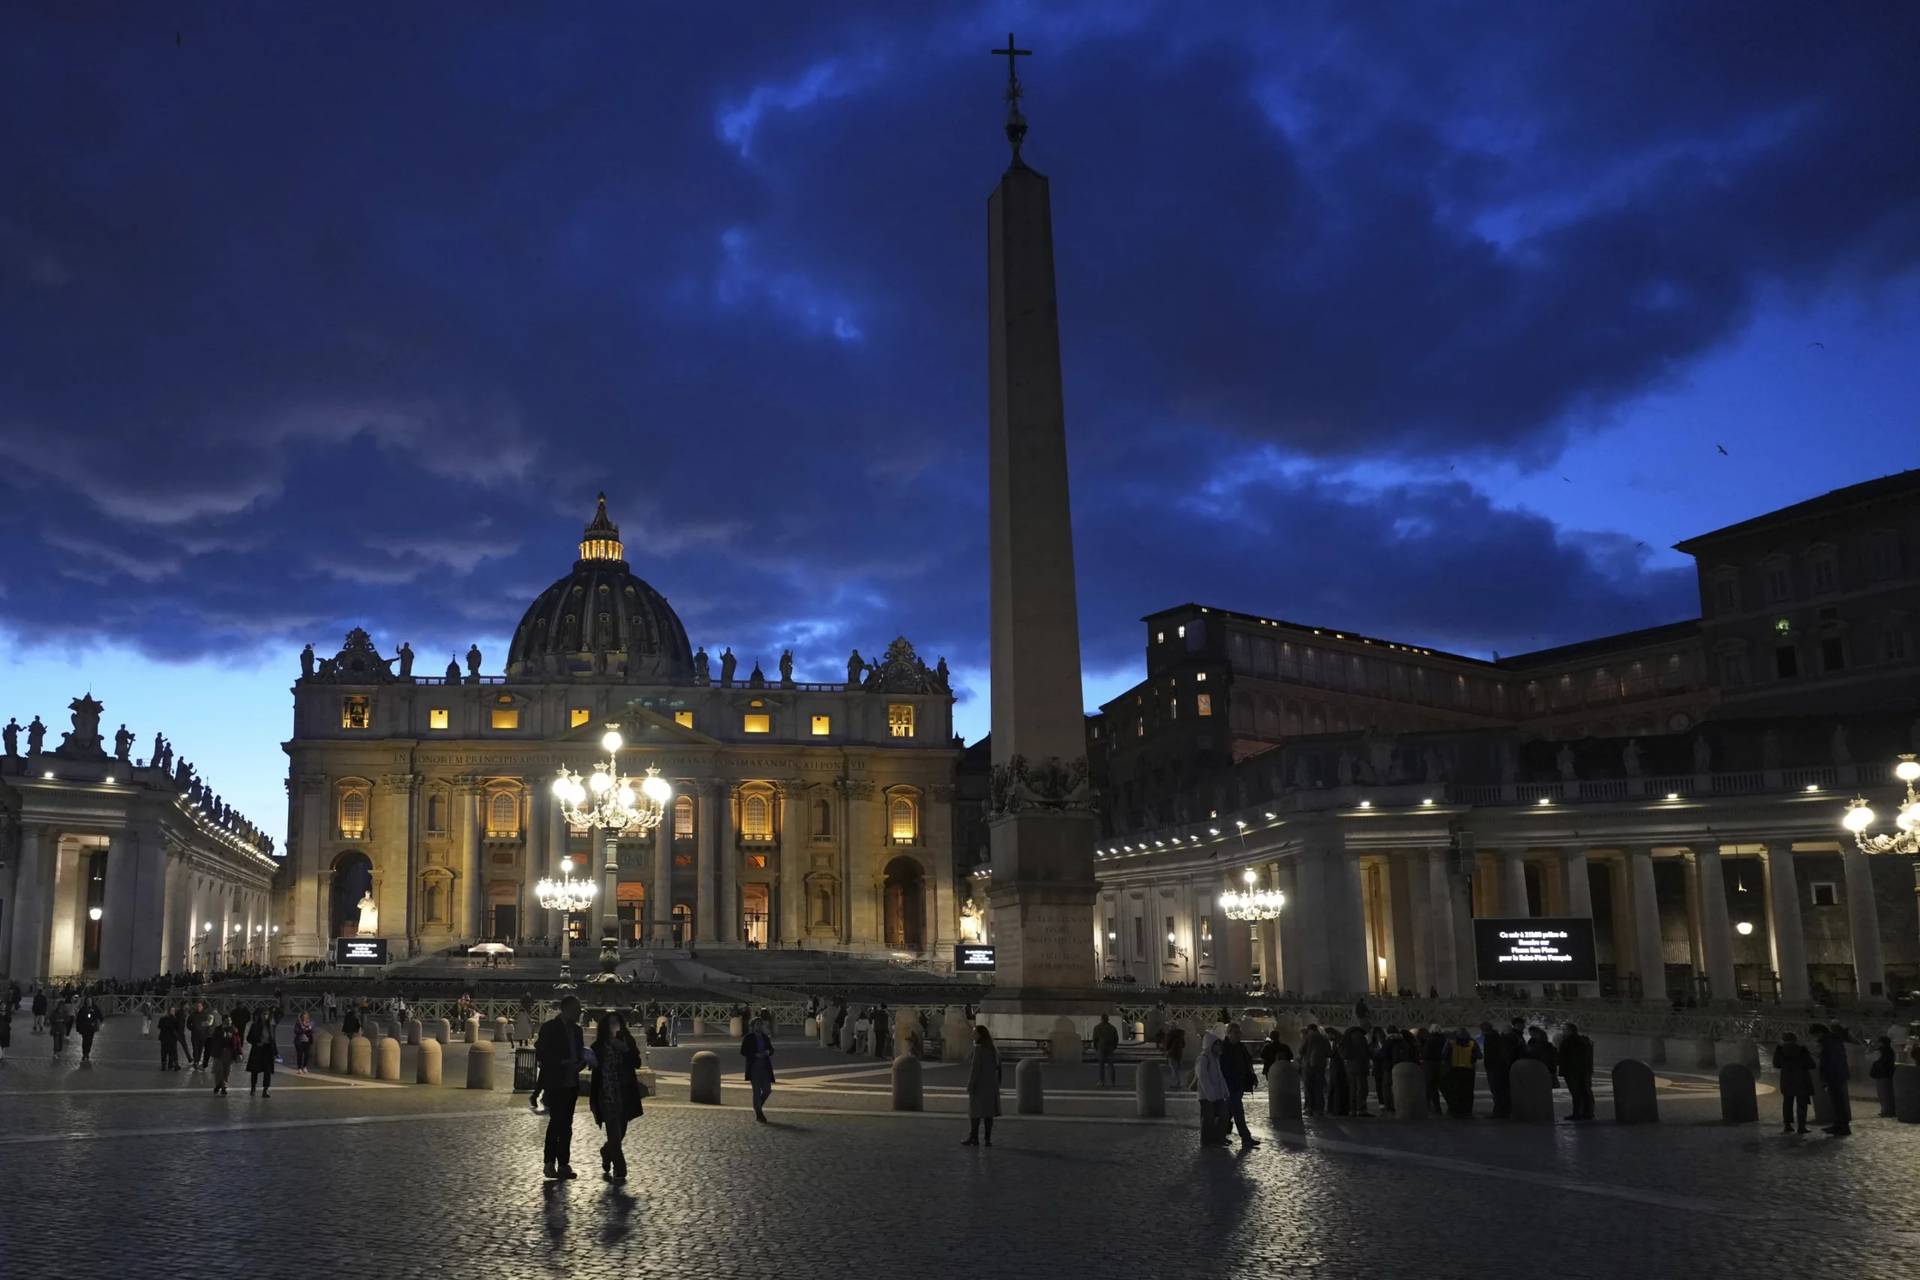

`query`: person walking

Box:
[535,994,586,1180]
[247,1011,276,1097]
[1772,1031,1815,1134]
[74,999,102,1064]
[589,1011,644,1182]
[157,1005,181,1071]
[1220,1023,1261,1147]
[48,997,73,1057]
[1815,1023,1852,1137]
[1195,1031,1231,1147]
[187,1001,210,1070]
[1092,1013,1120,1088]
[31,986,47,1034]
[140,1000,154,1039]
[742,1016,776,1121]
[1556,1022,1594,1121]
[209,1014,241,1096]
[1870,1035,1897,1118]
[962,1025,1001,1147]
[292,1010,315,1074]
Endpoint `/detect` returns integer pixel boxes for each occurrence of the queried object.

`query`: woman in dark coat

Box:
[246,1010,276,1097]
[1772,1032,1815,1134]
[963,1026,1001,1147]
[589,1012,643,1182]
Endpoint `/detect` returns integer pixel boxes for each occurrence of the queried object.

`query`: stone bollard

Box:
[429,1018,449,1045]
[941,1009,970,1061]
[804,1016,817,1039]
[377,1036,401,1081]
[1390,1062,1428,1121]
[1016,1057,1044,1115]
[819,1017,836,1049]
[311,1029,335,1073]
[728,1015,744,1038]
[891,1054,923,1111]
[407,1019,422,1046]
[689,1050,721,1104]
[492,1017,511,1043]
[330,1031,351,1074]
[1267,1061,1301,1125]
[1611,1059,1659,1124]
[1136,1061,1167,1118]
[464,1014,481,1044]
[692,1017,706,1037]
[1893,1064,1920,1123]
[1048,1016,1081,1063]
[465,1041,494,1089]
[416,1037,442,1085]
[349,1034,373,1077]
[1509,1059,1554,1122]
[1718,1064,1758,1123]
[1133,1021,1147,1040]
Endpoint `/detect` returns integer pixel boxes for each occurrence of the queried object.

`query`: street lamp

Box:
[551,724,671,962]
[1842,754,1920,855]
[535,856,599,985]
[1220,867,1286,922]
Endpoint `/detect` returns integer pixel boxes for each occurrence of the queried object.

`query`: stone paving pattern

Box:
[2,1023,1916,1278]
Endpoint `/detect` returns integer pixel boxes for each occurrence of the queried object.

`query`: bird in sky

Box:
[1716,444,1729,456]
[1808,341,1825,349]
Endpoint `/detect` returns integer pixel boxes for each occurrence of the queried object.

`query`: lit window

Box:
[674,710,694,729]
[486,791,519,837]
[743,713,771,734]
[1169,698,1179,720]
[428,707,449,730]
[1810,881,1838,908]
[1177,624,1186,638]
[1195,672,1206,682]
[747,853,768,869]
[811,714,831,736]
[490,707,520,730]
[1156,631,1165,644]
[888,704,914,738]
[742,793,772,840]
[1135,721,1144,737]
[341,696,370,730]
[570,708,592,728]
[338,789,368,840]
[889,795,918,843]
[1196,693,1213,717]
[673,795,693,838]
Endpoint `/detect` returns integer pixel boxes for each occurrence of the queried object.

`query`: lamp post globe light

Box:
[1842,754,1920,855]
[1219,867,1286,923]
[534,856,598,985]
[549,724,672,980]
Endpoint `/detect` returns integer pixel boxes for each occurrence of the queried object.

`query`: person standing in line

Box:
[1815,1023,1852,1137]
[157,1006,180,1071]
[247,1010,276,1097]
[590,1011,643,1181]
[1421,1025,1446,1111]
[1772,1031,1815,1134]
[1444,1028,1479,1118]
[1260,1027,1290,1077]
[535,995,586,1180]
[742,1016,776,1122]
[187,1000,209,1070]
[1195,1031,1231,1147]
[48,997,73,1057]
[1870,1035,1897,1118]
[962,1026,1000,1147]
[1091,1013,1120,1088]
[1220,1023,1262,1147]
[1300,1024,1328,1115]
[292,1010,315,1075]
[1481,1020,1515,1119]
[1556,1022,1594,1122]
[31,986,47,1034]
[74,998,102,1064]
[208,1014,241,1096]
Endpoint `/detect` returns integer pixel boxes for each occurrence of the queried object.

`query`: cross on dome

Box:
[991,32,1032,161]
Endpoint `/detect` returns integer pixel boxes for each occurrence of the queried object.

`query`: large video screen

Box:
[334,937,389,966]
[1471,918,1596,983]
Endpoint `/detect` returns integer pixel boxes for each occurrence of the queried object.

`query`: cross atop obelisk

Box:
[991,32,1032,162]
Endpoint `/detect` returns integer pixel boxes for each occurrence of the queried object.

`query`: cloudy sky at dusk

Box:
[3,3,1917,842]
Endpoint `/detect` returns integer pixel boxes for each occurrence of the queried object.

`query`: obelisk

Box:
[981,35,1100,1035]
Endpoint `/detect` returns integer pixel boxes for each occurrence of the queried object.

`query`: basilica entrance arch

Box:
[329,851,374,938]
[882,856,925,951]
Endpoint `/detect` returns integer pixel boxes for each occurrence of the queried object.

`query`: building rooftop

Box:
[1138,603,1496,667]
[1673,468,1920,551]
[1492,618,1701,670]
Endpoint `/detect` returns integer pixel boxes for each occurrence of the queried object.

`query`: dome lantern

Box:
[579,492,624,564]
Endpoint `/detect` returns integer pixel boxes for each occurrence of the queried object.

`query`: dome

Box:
[505,495,695,682]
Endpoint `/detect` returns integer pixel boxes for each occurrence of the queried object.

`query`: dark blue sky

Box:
[3,4,1918,840]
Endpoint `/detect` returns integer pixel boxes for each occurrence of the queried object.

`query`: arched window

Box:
[673,795,694,838]
[889,795,918,844]
[742,793,772,841]
[338,787,369,840]
[487,791,519,837]
[426,792,448,834]
[812,797,832,837]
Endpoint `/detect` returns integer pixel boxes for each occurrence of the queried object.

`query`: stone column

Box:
[457,785,483,944]
[381,774,414,947]
[1562,849,1595,997]
[1690,844,1736,1003]
[651,813,672,946]
[843,781,874,945]
[523,785,545,945]
[777,784,801,948]
[545,786,567,941]
[695,781,718,943]
[98,830,140,979]
[1276,862,1303,996]
[719,784,738,944]
[1627,848,1667,1004]
[1502,852,1530,918]
[1765,842,1810,1003]
[1424,848,1459,996]
[7,824,53,979]
[129,829,167,977]
[1839,845,1886,999]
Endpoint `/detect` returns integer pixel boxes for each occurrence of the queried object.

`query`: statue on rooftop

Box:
[720,647,737,686]
[779,649,794,686]
[1556,743,1576,782]
[847,649,865,689]
[398,642,415,679]
[3,717,18,757]
[466,644,483,681]
[693,647,710,684]
[300,643,315,679]
[113,724,133,762]
[26,716,45,756]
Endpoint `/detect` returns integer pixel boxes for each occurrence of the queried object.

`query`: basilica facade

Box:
[274,497,960,965]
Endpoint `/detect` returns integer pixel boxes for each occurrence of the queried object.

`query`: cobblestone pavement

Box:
[2,1026,1916,1279]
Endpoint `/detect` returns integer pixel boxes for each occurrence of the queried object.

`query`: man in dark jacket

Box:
[1300,1025,1329,1115]
[74,1000,102,1063]
[1482,1021,1516,1119]
[1815,1023,1852,1136]
[1091,1013,1120,1087]
[536,996,587,1179]
[1340,1025,1372,1116]
[1557,1023,1595,1121]
[1220,1023,1262,1147]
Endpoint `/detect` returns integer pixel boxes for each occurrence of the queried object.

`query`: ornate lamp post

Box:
[550,724,671,968]
[534,856,598,985]
[1842,754,1920,855]
[1219,867,1286,923]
